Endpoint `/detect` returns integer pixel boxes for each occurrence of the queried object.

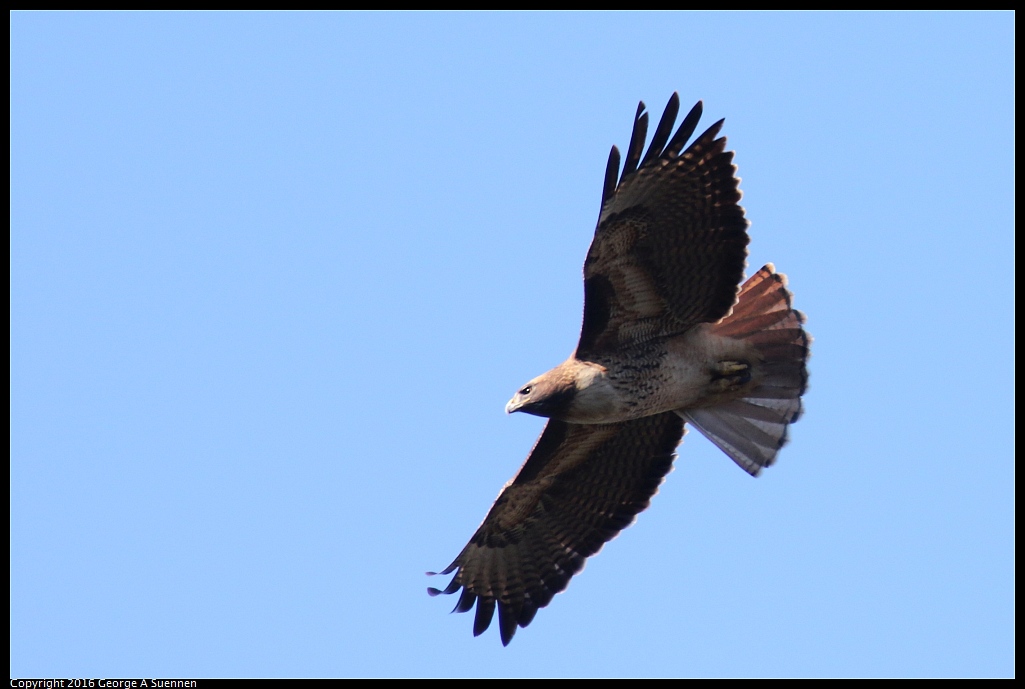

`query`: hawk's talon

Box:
[711,360,751,391]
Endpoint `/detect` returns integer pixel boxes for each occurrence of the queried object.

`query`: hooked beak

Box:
[505,396,523,414]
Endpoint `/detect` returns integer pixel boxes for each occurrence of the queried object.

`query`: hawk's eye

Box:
[519,385,532,396]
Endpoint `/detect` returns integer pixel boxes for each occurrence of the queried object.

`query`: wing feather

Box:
[579,94,749,358]
[641,92,679,168]
[601,145,622,209]
[620,102,648,179]
[429,413,685,645]
[664,99,704,158]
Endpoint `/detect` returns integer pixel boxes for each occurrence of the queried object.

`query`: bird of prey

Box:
[428,93,810,645]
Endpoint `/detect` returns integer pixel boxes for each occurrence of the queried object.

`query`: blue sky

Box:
[11,12,1013,678]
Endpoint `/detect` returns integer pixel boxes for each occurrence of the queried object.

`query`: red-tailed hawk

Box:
[429,94,810,645]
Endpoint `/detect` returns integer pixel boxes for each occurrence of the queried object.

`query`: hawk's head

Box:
[505,359,612,421]
[505,374,576,419]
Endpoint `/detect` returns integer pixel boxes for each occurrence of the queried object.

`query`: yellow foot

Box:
[711,360,751,391]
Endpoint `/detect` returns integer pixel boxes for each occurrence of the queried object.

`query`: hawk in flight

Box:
[429,94,810,645]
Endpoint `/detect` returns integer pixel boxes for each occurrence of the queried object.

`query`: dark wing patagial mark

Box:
[578,94,750,359]
[577,274,615,355]
[428,413,685,645]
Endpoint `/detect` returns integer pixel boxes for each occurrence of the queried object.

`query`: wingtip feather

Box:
[473,598,496,637]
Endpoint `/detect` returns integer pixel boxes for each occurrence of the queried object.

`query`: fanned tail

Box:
[682,264,810,476]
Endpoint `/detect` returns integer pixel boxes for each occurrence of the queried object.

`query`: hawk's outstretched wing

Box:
[578,94,750,358]
[428,413,685,645]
